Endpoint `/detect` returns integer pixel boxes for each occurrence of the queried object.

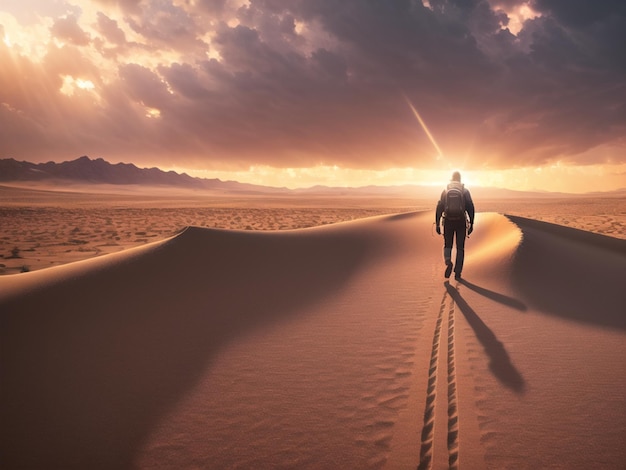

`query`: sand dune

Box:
[2,185,624,276]
[1,212,624,469]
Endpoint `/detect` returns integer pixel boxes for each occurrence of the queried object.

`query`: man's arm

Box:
[465,189,475,233]
[435,191,445,234]
[435,191,445,224]
[436,201,444,224]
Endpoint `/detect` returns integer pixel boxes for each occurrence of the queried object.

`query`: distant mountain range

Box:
[0,156,285,194]
[1,156,622,198]
[0,156,439,196]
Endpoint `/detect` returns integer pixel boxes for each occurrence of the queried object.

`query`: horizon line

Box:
[1,155,624,196]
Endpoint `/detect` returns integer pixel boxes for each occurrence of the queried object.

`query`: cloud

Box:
[51,14,91,46]
[119,63,171,109]
[93,0,143,14]
[95,12,126,45]
[125,0,205,52]
[0,0,624,173]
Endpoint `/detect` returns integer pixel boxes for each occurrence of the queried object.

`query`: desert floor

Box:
[0,184,624,275]
[1,206,624,469]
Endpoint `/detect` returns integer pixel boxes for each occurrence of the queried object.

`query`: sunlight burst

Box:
[145,107,161,119]
[493,1,542,35]
[60,76,96,95]
[76,79,95,90]
[404,96,444,160]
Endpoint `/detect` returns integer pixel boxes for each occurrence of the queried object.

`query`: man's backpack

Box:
[444,182,466,220]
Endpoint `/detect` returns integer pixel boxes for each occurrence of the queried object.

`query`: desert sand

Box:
[1,184,624,275]
[1,204,624,469]
[0,184,422,275]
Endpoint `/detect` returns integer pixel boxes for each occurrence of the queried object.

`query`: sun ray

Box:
[403,95,444,160]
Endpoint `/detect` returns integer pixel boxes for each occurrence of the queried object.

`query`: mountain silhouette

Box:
[0,156,283,193]
[2,156,622,198]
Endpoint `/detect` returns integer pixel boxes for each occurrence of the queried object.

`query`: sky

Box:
[1,0,625,192]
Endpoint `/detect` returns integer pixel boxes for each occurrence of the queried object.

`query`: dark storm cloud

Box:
[531,0,626,69]
[271,0,625,166]
[532,0,626,28]
[0,0,624,171]
[125,0,205,52]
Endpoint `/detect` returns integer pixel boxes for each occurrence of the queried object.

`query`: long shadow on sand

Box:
[506,216,626,331]
[0,226,381,469]
[445,281,526,394]
[458,279,527,312]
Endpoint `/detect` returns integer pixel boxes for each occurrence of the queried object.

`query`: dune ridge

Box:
[2,185,624,276]
[507,215,625,330]
[1,212,624,469]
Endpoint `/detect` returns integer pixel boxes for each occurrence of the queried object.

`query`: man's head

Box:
[451,171,461,182]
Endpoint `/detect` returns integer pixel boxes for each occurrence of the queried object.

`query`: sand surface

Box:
[1,204,624,469]
[1,184,624,275]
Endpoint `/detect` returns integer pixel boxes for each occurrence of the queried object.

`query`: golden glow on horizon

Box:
[166,162,626,194]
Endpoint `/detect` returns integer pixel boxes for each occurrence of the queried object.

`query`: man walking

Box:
[435,171,475,280]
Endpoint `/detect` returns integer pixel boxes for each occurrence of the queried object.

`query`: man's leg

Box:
[443,221,454,278]
[454,222,466,278]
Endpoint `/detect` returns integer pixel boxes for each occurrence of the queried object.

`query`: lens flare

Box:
[404,96,443,160]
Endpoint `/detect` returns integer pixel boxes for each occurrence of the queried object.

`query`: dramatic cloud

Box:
[95,12,127,46]
[0,0,624,188]
[51,15,91,46]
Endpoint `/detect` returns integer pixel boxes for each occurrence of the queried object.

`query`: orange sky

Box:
[1,0,625,193]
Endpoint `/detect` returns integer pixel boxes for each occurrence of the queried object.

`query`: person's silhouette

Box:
[435,171,475,279]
